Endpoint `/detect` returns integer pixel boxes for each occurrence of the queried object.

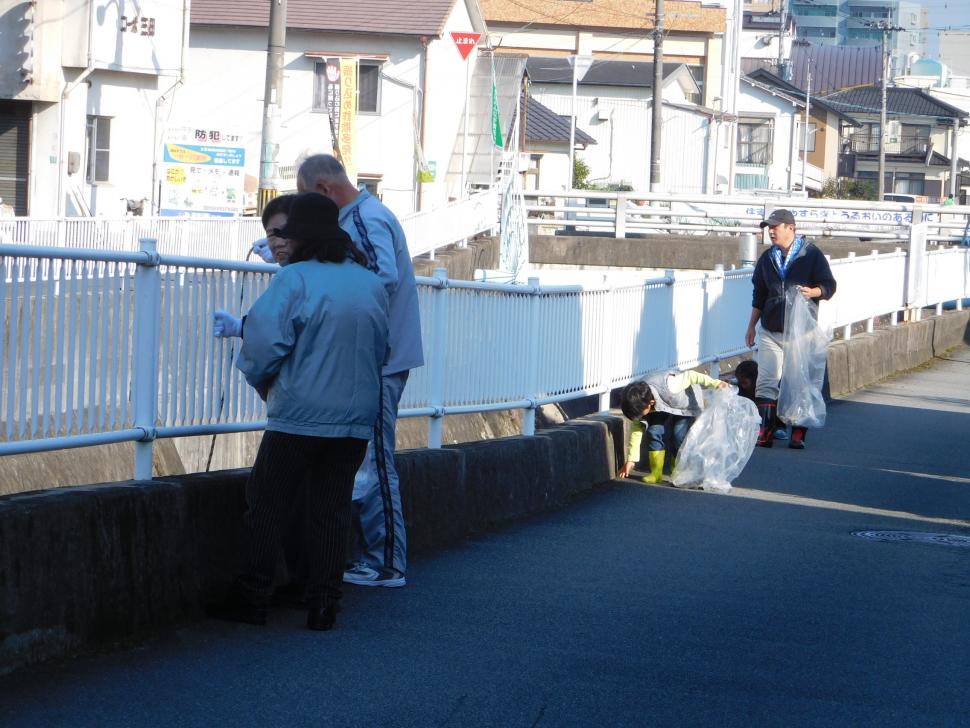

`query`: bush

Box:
[821,177,876,201]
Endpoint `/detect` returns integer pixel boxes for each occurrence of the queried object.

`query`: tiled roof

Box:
[790,43,881,96]
[523,95,596,146]
[820,86,969,119]
[526,56,688,88]
[481,0,725,34]
[191,0,459,37]
[744,68,861,124]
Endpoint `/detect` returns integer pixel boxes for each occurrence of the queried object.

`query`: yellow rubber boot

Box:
[641,450,665,484]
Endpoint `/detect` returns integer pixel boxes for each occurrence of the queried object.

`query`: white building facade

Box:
[0,0,489,219]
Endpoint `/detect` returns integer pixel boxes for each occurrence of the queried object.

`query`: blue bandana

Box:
[770,235,804,280]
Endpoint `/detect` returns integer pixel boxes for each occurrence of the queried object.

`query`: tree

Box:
[573,157,592,189]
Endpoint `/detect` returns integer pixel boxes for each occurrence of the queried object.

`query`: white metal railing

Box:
[523,190,970,245]
[2,239,968,480]
[0,191,500,262]
[400,189,498,259]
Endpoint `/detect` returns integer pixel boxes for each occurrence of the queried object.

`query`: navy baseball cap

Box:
[759,209,796,228]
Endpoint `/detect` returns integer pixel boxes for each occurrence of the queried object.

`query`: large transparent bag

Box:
[778,287,831,428]
[671,387,760,493]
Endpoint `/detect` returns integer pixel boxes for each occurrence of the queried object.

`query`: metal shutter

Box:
[0,100,30,216]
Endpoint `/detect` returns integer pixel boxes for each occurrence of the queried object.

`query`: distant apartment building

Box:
[939,31,970,77]
[744,0,781,11]
[789,0,927,75]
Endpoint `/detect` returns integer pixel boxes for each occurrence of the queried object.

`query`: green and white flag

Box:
[491,56,503,148]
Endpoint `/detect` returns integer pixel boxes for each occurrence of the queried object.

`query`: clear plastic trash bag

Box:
[672,387,761,493]
[778,287,832,428]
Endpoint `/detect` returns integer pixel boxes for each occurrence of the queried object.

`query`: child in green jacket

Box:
[617,369,728,483]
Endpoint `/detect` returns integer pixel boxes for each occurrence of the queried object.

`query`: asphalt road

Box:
[3,348,969,727]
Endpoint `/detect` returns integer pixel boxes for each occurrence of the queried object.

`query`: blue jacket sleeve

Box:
[235,268,305,389]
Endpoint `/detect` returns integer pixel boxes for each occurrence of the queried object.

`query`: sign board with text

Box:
[90,0,186,75]
[450,32,481,60]
[159,126,245,217]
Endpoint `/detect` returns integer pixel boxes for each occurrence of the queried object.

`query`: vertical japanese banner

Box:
[324,58,342,154]
[338,57,358,183]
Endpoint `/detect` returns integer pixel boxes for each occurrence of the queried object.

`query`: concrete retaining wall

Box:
[0,416,623,676]
[826,309,970,398]
[530,234,905,271]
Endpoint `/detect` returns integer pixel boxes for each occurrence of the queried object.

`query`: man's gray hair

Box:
[297,154,348,188]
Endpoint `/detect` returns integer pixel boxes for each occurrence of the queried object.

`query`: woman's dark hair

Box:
[620,380,654,421]
[279,193,368,266]
[260,194,296,229]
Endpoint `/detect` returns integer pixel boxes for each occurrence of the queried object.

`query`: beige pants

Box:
[755,327,784,401]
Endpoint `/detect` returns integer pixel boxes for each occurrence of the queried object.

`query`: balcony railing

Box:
[849,133,930,156]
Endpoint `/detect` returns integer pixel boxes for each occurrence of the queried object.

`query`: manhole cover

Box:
[853,531,970,549]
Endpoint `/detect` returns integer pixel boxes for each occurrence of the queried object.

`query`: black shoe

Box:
[789,426,807,450]
[306,604,337,631]
[207,586,267,626]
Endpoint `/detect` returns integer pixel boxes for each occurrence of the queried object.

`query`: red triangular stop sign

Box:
[451,31,481,61]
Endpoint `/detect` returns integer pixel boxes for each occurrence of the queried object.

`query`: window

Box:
[685,64,705,104]
[737,119,773,164]
[798,121,817,152]
[312,59,382,115]
[85,116,111,183]
[792,3,837,17]
[357,174,382,199]
[358,61,382,114]
[858,170,925,195]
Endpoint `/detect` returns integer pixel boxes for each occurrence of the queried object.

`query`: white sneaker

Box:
[342,563,406,588]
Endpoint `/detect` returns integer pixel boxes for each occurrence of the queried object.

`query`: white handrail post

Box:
[427,267,448,449]
[705,265,725,378]
[906,207,927,321]
[522,276,541,436]
[598,283,615,413]
[615,193,627,239]
[843,252,854,341]
[132,238,162,480]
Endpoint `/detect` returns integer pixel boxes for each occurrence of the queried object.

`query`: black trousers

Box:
[239,430,367,608]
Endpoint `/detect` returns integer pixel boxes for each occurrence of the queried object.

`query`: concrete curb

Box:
[0,417,620,676]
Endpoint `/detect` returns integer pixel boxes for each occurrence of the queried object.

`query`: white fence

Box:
[0,189,500,262]
[2,239,967,480]
[524,190,970,245]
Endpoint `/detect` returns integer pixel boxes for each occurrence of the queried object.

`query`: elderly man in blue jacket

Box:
[298,154,423,588]
[744,208,837,450]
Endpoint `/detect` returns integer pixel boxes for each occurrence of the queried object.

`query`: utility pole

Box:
[777,0,786,76]
[877,22,889,200]
[258,0,287,214]
[876,22,903,200]
[800,58,811,193]
[650,0,664,191]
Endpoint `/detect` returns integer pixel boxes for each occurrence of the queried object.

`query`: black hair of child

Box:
[621,380,654,421]
[735,360,758,380]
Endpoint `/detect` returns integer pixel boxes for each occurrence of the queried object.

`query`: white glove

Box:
[252,237,275,264]
[213,310,243,338]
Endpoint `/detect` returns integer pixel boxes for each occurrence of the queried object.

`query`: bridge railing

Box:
[0,190,500,261]
[1,241,967,479]
[523,190,970,246]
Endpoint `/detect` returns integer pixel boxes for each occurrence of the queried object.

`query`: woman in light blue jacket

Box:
[208,193,388,632]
